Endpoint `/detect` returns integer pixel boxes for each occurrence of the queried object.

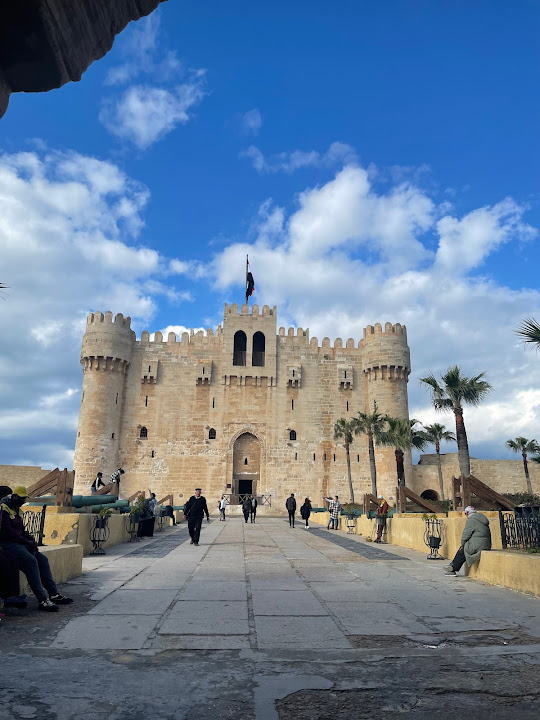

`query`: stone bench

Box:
[19,544,83,595]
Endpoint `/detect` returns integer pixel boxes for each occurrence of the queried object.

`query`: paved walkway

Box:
[1,518,540,719]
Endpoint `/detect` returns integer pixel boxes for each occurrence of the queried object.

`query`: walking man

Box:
[286,493,297,528]
[183,488,210,546]
[323,495,341,530]
[242,495,251,523]
[250,494,258,523]
[219,495,227,521]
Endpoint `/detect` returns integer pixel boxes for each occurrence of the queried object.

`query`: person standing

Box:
[90,472,105,495]
[219,495,227,521]
[242,495,251,523]
[183,488,210,546]
[286,493,297,528]
[300,498,312,529]
[444,506,492,576]
[109,468,125,497]
[323,495,341,530]
[147,491,158,514]
[250,494,258,523]
[374,495,389,543]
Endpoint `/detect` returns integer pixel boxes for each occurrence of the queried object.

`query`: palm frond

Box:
[516,317,540,348]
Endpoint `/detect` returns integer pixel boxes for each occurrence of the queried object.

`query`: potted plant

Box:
[95,506,113,528]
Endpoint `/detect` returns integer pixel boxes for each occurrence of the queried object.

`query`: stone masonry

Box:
[73,304,412,507]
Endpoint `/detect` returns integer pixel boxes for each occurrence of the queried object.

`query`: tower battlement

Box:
[224,303,276,316]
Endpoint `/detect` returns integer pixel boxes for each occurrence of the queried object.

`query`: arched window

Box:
[252,331,265,366]
[209,428,216,440]
[140,426,148,438]
[233,331,247,366]
[289,430,297,441]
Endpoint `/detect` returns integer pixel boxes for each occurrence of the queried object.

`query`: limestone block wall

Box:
[413,453,540,499]
[73,305,413,509]
[0,465,49,488]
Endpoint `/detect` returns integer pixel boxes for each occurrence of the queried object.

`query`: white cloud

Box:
[241,141,357,174]
[0,149,195,468]
[151,324,205,340]
[240,108,262,135]
[100,77,206,150]
[211,162,540,460]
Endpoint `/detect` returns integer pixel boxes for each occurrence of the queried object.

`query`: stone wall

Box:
[412,453,540,499]
[73,305,412,510]
[0,465,49,489]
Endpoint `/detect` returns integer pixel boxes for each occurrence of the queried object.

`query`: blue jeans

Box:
[0,542,57,602]
[327,517,338,529]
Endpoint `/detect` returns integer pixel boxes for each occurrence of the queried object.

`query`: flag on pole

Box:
[245,255,255,303]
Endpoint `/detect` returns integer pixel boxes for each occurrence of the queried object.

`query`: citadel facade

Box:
[73,304,413,507]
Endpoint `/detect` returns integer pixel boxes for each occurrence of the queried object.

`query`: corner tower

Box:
[361,322,412,497]
[73,311,135,493]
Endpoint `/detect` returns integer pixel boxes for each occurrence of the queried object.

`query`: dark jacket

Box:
[462,512,492,566]
[0,496,36,550]
[286,497,297,513]
[250,498,258,510]
[184,495,209,519]
[242,497,251,512]
[300,503,311,520]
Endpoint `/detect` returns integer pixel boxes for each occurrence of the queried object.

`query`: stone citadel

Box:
[73,303,413,508]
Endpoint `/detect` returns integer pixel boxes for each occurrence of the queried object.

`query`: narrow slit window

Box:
[151,450,155,458]
[313,453,316,461]
[116,392,118,405]
[295,452,298,460]
[346,401,349,412]
[212,397,215,409]
[291,399,294,410]
[333,454,336,462]
[145,396,148,407]
[324,453,327,461]
[111,433,115,439]
[148,365,151,373]
[244,457,248,465]
[357,454,360,462]
[344,370,347,379]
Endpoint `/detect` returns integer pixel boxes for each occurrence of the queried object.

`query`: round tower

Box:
[361,322,412,501]
[73,311,135,494]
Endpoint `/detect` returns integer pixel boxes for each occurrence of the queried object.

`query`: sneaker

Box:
[443,566,456,576]
[190,540,194,544]
[38,599,59,612]
[50,594,74,605]
[3,594,28,609]
[306,526,309,529]
[194,542,199,546]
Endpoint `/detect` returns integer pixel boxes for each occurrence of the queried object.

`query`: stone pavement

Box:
[1,518,540,719]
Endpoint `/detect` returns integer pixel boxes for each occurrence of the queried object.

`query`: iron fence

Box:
[499,508,540,550]
[22,505,47,546]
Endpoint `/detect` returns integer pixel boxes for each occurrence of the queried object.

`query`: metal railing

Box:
[22,505,47,546]
[222,493,272,507]
[499,509,539,550]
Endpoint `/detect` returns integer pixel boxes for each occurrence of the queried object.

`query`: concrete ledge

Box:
[468,549,540,596]
[20,544,83,595]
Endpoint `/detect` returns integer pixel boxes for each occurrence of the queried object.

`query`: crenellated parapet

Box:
[81,311,135,371]
[225,303,276,316]
[361,322,411,382]
[139,326,223,346]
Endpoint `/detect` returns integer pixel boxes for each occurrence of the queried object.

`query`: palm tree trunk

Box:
[368,433,377,497]
[345,441,354,503]
[522,452,533,495]
[453,406,471,477]
[436,441,445,501]
[396,449,405,487]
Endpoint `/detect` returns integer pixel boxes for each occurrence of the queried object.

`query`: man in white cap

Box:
[444,506,492,576]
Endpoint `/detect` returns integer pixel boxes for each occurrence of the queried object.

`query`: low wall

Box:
[310,511,539,596]
[20,544,83,595]
[31,510,172,555]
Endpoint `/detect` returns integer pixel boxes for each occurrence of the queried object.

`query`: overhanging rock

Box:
[0,0,167,118]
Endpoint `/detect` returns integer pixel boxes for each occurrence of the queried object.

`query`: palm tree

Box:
[505,437,539,495]
[420,366,492,477]
[378,417,426,488]
[516,317,540,349]
[420,423,456,501]
[355,410,386,497]
[334,418,357,503]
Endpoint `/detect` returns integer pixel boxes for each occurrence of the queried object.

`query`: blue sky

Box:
[1,1,539,469]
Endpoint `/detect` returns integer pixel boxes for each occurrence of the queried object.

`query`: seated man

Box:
[444,506,492,576]
[0,486,74,612]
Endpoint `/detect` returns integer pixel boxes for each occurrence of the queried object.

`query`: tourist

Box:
[110,468,125,496]
[219,495,227,521]
[137,498,156,538]
[323,495,341,530]
[183,488,210,546]
[250,494,258,523]
[148,491,158,514]
[162,504,177,525]
[374,494,389,543]
[242,495,251,523]
[0,484,27,615]
[286,493,297,528]
[300,498,312,529]
[90,472,105,495]
[0,487,73,612]
[444,506,492,576]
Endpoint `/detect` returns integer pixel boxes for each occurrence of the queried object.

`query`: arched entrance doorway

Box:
[233,432,260,496]
[421,489,439,501]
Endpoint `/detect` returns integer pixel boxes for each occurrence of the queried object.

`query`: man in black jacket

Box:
[183,488,210,546]
[286,493,297,528]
